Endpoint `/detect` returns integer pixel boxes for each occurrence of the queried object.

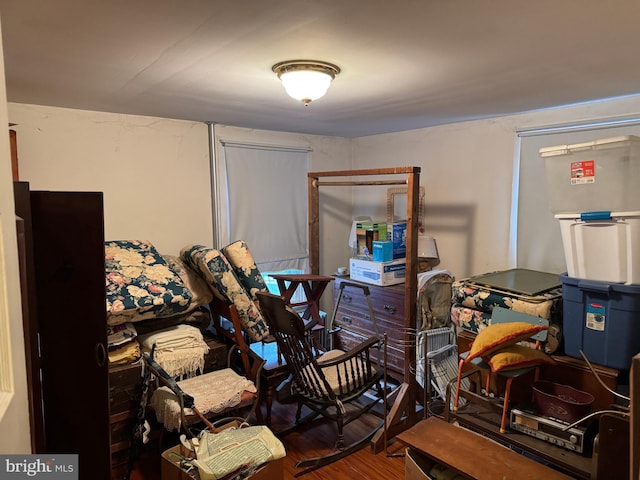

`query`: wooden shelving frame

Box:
[307,166,421,450]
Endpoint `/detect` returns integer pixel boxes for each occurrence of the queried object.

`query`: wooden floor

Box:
[128,397,409,480]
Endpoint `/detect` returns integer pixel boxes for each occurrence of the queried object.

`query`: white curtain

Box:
[515,119,640,274]
[215,138,311,272]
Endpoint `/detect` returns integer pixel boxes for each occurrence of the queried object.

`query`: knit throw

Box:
[138,324,209,378]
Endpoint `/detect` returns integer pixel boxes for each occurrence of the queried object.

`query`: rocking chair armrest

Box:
[142,352,195,409]
[317,335,382,367]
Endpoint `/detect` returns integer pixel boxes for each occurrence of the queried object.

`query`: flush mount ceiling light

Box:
[272,60,340,106]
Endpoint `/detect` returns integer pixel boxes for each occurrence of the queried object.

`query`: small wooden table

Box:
[269,273,335,327]
[397,416,574,480]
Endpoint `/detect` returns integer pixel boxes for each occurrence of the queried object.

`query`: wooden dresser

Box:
[331,276,407,382]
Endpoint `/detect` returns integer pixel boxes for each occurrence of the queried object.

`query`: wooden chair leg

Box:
[453,358,464,411]
[500,377,514,433]
[484,371,491,395]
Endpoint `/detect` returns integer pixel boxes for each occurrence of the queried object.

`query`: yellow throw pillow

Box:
[465,321,547,363]
[485,345,555,372]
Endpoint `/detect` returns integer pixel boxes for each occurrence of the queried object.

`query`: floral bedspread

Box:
[106,240,193,326]
[451,279,562,320]
[180,244,270,342]
[451,279,563,354]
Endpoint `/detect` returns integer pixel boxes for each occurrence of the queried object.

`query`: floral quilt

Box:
[451,278,564,354]
[105,240,193,326]
[451,279,562,320]
[221,240,269,300]
[180,244,269,341]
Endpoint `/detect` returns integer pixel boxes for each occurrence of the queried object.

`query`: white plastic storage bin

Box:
[556,211,640,284]
[540,135,640,214]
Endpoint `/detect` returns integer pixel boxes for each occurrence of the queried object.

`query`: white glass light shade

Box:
[280,70,333,105]
[273,60,340,106]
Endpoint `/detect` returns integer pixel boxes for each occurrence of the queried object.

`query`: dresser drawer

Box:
[334,304,406,345]
[334,280,405,343]
[332,277,407,381]
[331,327,405,380]
[109,360,143,415]
[336,281,405,319]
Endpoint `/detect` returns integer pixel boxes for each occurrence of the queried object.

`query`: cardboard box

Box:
[349,257,405,286]
[356,221,387,257]
[161,444,196,480]
[405,447,436,480]
[161,444,285,480]
[390,221,407,259]
[373,240,393,262]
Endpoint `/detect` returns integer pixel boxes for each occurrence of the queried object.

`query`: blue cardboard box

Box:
[390,222,407,259]
[373,240,393,262]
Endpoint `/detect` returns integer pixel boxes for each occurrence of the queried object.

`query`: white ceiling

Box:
[2,0,640,138]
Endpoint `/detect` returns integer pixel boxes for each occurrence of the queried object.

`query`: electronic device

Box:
[510,408,592,454]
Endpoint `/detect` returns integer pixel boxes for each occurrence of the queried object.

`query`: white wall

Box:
[8,104,213,256]
[352,95,640,280]
[10,96,640,290]
[0,26,32,452]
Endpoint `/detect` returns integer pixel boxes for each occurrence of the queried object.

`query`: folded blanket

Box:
[138,324,209,377]
[108,341,141,365]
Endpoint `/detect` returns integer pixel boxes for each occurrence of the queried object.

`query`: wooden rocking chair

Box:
[256,291,386,475]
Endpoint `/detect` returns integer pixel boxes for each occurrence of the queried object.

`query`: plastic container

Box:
[540,135,640,214]
[556,211,640,284]
[532,380,594,423]
[560,273,640,370]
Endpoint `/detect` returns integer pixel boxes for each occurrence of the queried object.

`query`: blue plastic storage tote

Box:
[560,273,640,370]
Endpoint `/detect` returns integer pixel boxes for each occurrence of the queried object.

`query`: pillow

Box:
[465,321,547,363]
[221,240,269,300]
[485,345,556,373]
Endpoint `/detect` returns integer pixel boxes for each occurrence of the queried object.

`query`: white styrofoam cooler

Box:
[556,211,640,284]
[540,135,640,214]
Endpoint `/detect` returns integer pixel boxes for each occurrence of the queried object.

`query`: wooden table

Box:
[269,273,335,327]
[397,416,574,480]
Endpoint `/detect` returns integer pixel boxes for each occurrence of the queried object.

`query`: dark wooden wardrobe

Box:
[14,182,111,480]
